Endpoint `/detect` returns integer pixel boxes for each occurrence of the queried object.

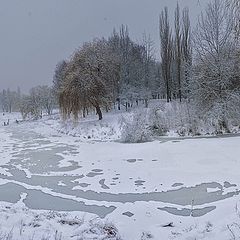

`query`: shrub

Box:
[120,110,151,143]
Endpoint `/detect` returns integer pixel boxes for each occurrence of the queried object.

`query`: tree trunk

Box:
[117,99,121,110]
[83,108,86,118]
[144,99,148,108]
[95,105,102,120]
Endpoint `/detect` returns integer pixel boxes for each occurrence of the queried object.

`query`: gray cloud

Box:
[0,0,209,92]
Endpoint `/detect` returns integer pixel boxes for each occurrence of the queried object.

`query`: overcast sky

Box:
[0,0,210,92]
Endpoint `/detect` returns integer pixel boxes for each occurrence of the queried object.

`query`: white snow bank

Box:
[25,100,240,143]
[0,202,122,240]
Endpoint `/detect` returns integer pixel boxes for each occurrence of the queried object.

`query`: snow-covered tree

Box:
[192,0,240,130]
[108,26,161,108]
[19,86,55,119]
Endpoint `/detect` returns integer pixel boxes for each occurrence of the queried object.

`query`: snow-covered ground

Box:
[0,111,240,239]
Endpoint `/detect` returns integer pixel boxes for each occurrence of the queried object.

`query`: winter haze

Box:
[0,0,240,239]
[0,0,209,92]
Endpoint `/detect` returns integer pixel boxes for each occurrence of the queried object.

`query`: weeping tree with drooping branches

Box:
[59,38,120,120]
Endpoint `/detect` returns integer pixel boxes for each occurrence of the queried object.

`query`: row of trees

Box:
[20,85,56,119]
[157,0,240,129]
[55,0,239,124]
[53,27,162,120]
[0,86,56,120]
[3,0,238,129]
[159,4,192,102]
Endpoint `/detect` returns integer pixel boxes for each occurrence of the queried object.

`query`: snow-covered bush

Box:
[148,100,240,137]
[188,94,240,135]
[148,106,168,136]
[120,110,151,143]
[148,101,200,137]
[120,101,205,140]
[76,219,122,240]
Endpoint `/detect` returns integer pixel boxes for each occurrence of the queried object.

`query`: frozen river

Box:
[0,118,240,239]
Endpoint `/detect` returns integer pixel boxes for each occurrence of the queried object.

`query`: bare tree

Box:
[39,86,55,115]
[159,7,173,102]
[142,32,155,107]
[181,7,192,99]
[174,2,182,102]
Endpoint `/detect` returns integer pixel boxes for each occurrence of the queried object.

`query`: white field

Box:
[0,108,240,240]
